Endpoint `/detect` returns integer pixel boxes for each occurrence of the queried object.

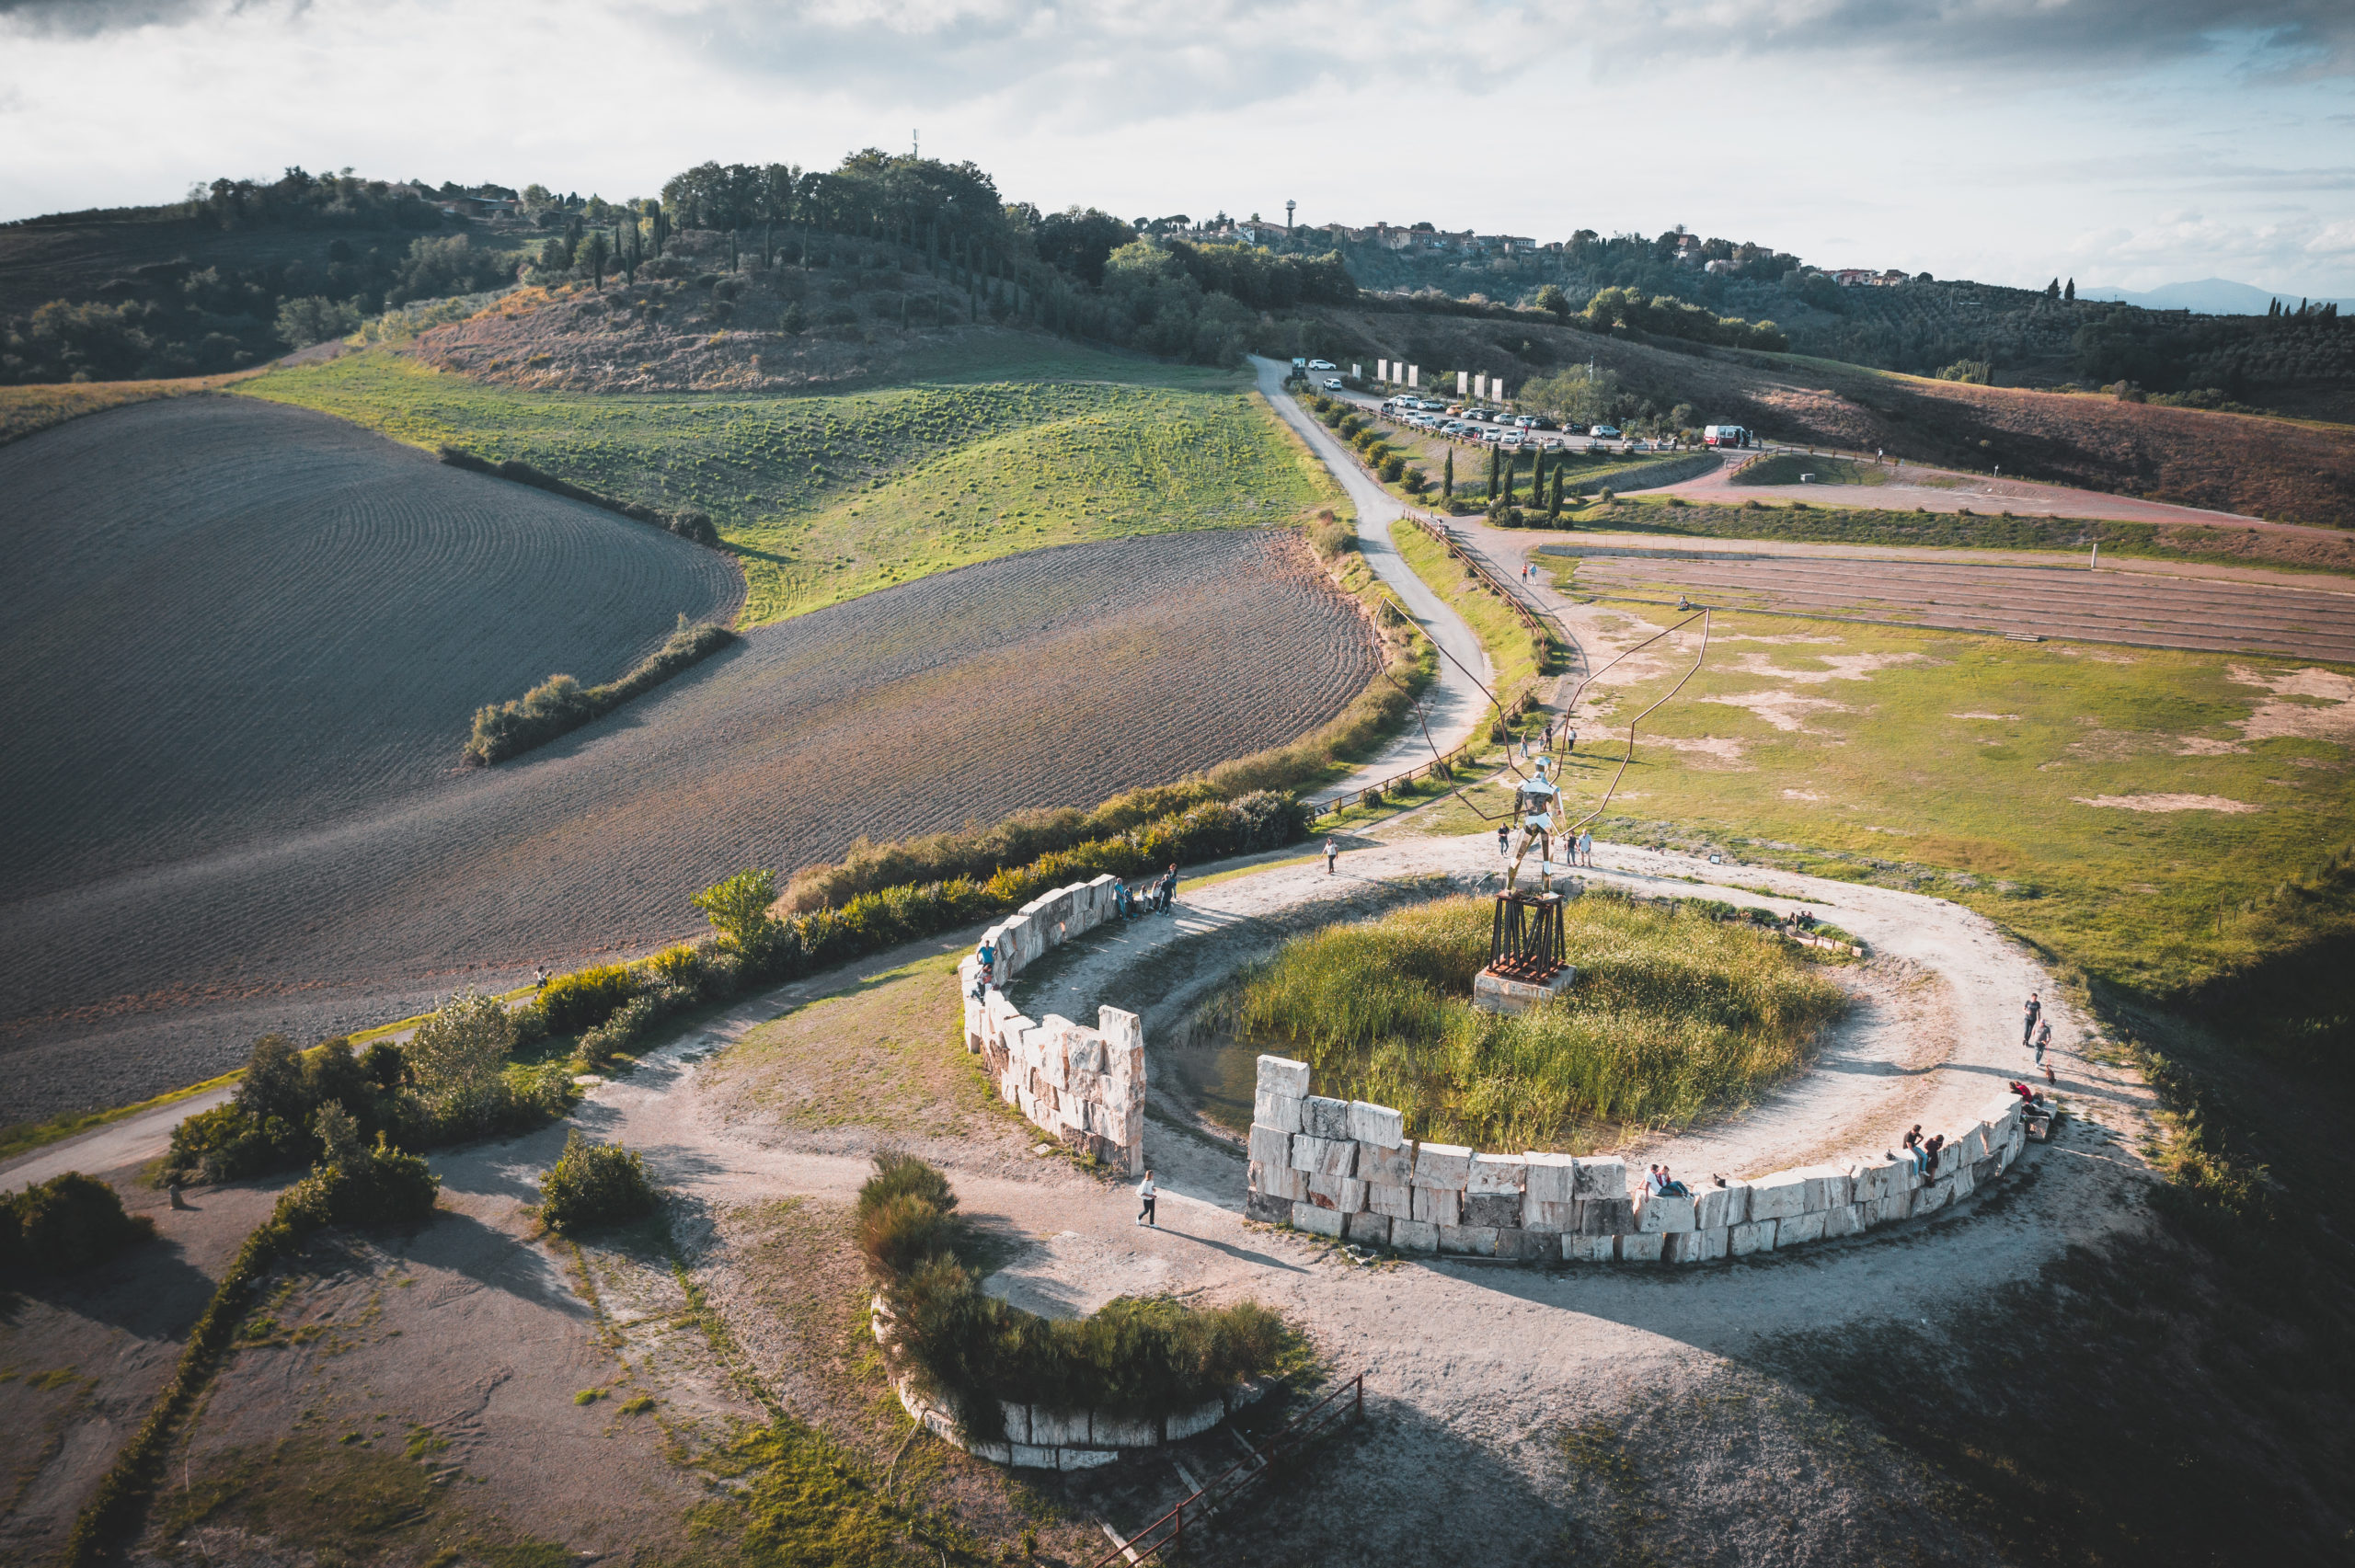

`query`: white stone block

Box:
[1880,1186,1915,1223]
[1778,1209,1828,1245]
[1254,1090,1303,1133]
[1618,1233,1665,1263]
[1029,1407,1088,1447]
[1573,1156,1628,1199]
[1932,1142,1963,1181]
[1256,1055,1310,1098]
[1368,1182,1414,1219]
[1637,1192,1697,1233]
[1913,1180,1951,1217]
[1526,1200,1578,1231]
[1563,1233,1617,1263]
[1359,1143,1414,1185]
[1438,1225,1498,1256]
[1391,1218,1439,1253]
[1306,1172,1366,1211]
[1094,1413,1158,1448]
[1821,1203,1863,1239]
[1746,1170,1809,1221]
[1798,1164,1851,1211]
[1301,1094,1352,1140]
[1345,1210,1392,1245]
[1259,1162,1308,1202]
[1413,1141,1474,1188]
[1247,1124,1291,1169]
[1288,1134,1336,1173]
[1291,1201,1344,1238]
[1466,1153,1526,1195]
[1067,1032,1105,1075]
[1000,1402,1031,1446]
[1166,1397,1225,1441]
[1522,1151,1579,1204]
[1059,1447,1119,1471]
[1693,1185,1740,1230]
[1315,1138,1358,1177]
[1729,1219,1776,1256]
[1669,1227,1728,1265]
[1349,1101,1405,1148]
[1949,1162,1976,1202]
[1010,1443,1057,1469]
[1411,1185,1461,1226]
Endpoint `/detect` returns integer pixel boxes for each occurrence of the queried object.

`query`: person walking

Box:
[1578,828,1594,867]
[1136,1169,1157,1227]
[1325,837,1339,876]
[2033,1019,2053,1068]
[1157,863,1178,913]
[534,965,548,993]
[2022,992,2042,1047]
[1496,822,1511,857]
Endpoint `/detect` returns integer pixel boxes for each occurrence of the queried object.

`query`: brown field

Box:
[0,395,744,907]
[0,530,1377,1123]
[1310,307,2355,527]
[1557,545,2355,660]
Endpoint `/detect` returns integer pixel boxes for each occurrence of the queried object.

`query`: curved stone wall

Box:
[1245,1054,2043,1262]
[957,875,1145,1174]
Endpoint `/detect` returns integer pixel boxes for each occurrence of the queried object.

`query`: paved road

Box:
[1252,358,1494,793]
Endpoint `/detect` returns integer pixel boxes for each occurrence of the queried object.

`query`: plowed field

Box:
[0,531,1377,1122]
[1560,548,2355,661]
[0,395,744,905]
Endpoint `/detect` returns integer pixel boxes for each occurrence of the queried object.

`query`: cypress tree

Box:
[1443,449,1454,499]
[2063,278,2075,302]
[1548,466,1563,520]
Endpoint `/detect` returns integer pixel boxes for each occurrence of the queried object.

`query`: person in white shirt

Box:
[1136,1170,1157,1227]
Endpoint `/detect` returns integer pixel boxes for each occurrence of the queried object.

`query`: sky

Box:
[2,0,2351,297]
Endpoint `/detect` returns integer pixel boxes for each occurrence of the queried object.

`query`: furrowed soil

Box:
[1309,306,2355,526]
[0,395,743,906]
[0,529,1379,1123]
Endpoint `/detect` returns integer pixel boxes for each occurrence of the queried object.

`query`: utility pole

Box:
[913,129,920,158]
[1285,199,1295,233]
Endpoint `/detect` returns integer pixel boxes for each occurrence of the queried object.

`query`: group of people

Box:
[1644,1163,1692,1198]
[968,863,1180,1000]
[1499,821,1594,868]
[2023,992,2057,1084]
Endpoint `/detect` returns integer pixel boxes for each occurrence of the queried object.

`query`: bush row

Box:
[64,1136,437,1568]
[437,446,719,544]
[856,1156,1288,1436]
[465,617,735,765]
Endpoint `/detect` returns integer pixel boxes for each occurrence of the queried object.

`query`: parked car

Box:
[1589,425,1622,439]
[1530,417,1559,430]
[1322,377,1345,390]
[1307,359,1336,371]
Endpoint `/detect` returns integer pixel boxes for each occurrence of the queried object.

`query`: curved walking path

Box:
[1252,356,1493,794]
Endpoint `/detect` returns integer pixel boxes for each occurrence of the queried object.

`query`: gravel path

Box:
[1251,356,1494,792]
[1656,449,2268,525]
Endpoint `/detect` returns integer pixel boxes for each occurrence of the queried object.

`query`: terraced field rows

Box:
[0,531,1379,1123]
[0,395,742,905]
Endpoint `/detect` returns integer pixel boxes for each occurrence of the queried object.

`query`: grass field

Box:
[1231,892,1845,1145]
[1424,590,2355,1001]
[240,344,1339,626]
[0,372,258,444]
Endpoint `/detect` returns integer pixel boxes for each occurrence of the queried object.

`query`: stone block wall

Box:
[956,876,1144,1174]
[1244,1054,2039,1264]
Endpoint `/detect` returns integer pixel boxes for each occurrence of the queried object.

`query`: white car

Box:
[1589,425,1622,439]
[1307,359,1336,371]
[1322,377,1344,390]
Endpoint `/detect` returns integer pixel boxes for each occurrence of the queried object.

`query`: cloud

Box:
[0,0,222,36]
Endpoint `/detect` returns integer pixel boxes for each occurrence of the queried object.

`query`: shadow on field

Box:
[413,1207,588,1319]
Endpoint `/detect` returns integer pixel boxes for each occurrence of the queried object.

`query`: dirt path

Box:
[1658,449,2269,526]
[1252,356,1493,791]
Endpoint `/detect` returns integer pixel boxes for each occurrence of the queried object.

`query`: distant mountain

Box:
[2078,278,2355,316]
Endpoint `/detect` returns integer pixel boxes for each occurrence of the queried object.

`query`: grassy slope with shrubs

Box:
[238,345,1333,627]
[1231,892,1845,1148]
[858,1155,1292,1436]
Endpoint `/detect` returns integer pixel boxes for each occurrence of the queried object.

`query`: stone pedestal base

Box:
[1473,966,1578,1014]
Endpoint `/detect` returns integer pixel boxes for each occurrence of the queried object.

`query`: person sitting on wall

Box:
[1659,1166,1692,1198]
[1113,880,1132,920]
[972,938,996,998]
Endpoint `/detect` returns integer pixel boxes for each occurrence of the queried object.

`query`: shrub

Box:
[283,1136,440,1229]
[407,990,516,1107]
[541,962,641,1034]
[573,986,692,1064]
[169,1034,404,1183]
[1380,453,1406,483]
[539,1131,658,1232]
[466,618,735,765]
[2,1172,155,1274]
[693,868,779,947]
[862,1158,1291,1436]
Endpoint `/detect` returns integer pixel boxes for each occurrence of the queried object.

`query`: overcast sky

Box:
[3,0,2350,296]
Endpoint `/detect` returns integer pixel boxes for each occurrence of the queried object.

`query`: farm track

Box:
[0,395,743,904]
[0,530,1378,1123]
[1567,551,2355,660]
